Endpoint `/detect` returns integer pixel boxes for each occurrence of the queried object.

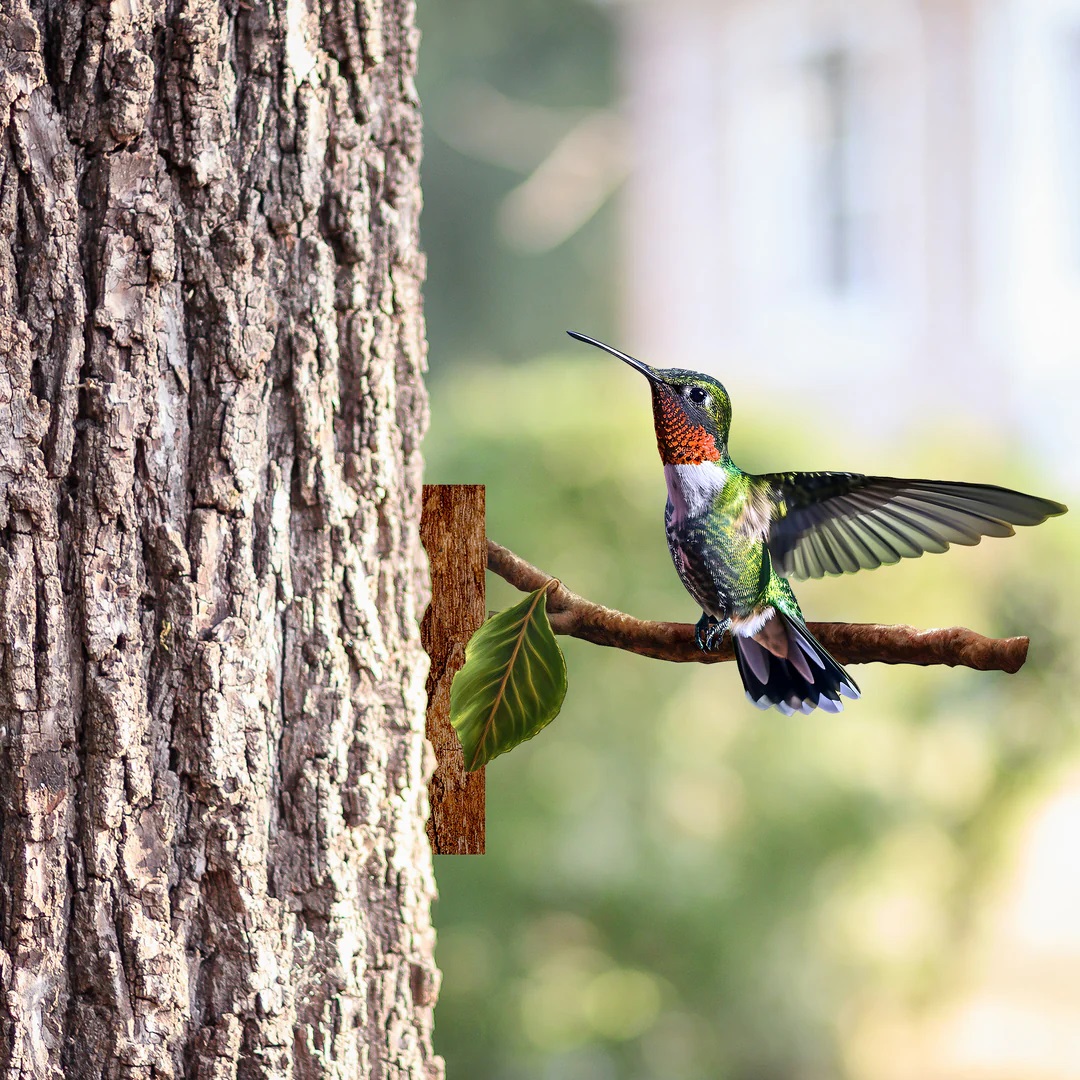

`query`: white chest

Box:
[663,462,728,525]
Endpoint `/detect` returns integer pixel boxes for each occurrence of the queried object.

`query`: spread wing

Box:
[758,472,1067,580]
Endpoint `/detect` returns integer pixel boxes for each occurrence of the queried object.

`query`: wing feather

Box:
[820,520,855,573]
[841,495,914,562]
[834,518,873,570]
[759,473,1067,580]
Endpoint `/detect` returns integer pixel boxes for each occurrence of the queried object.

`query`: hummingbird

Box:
[567,331,1068,715]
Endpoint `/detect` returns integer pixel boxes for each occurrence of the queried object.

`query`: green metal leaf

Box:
[450,586,568,770]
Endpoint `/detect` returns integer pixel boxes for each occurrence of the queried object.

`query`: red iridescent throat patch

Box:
[650,386,721,464]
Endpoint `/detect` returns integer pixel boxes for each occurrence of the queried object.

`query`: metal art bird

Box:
[568,331,1068,714]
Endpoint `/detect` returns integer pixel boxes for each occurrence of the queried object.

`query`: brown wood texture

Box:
[421,485,487,853]
[0,2,442,1074]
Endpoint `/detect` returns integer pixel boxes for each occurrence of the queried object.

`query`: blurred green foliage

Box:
[418,0,617,371]
[416,5,1079,1078]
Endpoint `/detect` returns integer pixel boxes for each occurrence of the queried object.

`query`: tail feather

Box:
[734,609,859,715]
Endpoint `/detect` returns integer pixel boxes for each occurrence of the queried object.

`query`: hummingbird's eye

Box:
[687,386,708,405]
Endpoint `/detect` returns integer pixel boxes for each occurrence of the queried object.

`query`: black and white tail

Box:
[733,609,860,715]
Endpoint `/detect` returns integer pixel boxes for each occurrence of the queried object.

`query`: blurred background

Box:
[417,1,1080,1077]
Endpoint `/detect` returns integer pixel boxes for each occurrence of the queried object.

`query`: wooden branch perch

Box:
[487,539,1029,674]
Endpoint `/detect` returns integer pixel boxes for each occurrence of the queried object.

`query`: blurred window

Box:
[1066,28,1080,274]
[806,46,874,299]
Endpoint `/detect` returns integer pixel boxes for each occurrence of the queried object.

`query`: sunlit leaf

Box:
[450,586,568,770]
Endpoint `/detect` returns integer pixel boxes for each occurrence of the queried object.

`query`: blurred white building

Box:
[619,0,1080,480]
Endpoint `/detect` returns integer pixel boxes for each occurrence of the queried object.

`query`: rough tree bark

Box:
[0,0,441,1076]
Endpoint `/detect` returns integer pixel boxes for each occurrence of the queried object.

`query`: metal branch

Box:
[487,540,1029,674]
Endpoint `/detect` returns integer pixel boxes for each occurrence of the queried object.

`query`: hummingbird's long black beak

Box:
[566,330,659,381]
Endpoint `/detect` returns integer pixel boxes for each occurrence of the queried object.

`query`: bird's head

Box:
[568,331,732,465]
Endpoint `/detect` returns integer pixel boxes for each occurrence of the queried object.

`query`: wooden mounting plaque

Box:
[420,484,486,854]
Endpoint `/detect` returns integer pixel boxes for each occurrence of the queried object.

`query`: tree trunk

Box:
[0,0,440,1075]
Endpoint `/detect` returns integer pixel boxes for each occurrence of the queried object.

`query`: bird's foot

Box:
[694,614,730,652]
